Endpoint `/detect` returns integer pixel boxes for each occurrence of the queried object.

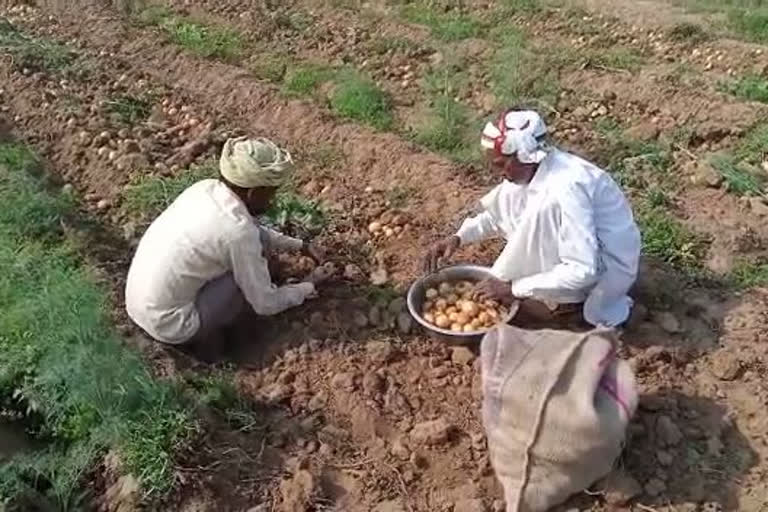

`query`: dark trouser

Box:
[190,272,246,344]
[512,299,587,330]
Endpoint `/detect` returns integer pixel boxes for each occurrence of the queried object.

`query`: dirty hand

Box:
[304,262,334,287]
[473,278,515,306]
[423,235,461,273]
[302,241,326,264]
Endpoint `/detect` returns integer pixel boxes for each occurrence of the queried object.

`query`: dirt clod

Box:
[644,477,667,497]
[397,311,413,334]
[410,418,453,446]
[598,470,643,506]
[654,311,683,334]
[391,437,411,461]
[711,350,740,381]
[331,372,356,391]
[656,415,683,446]
[451,346,476,366]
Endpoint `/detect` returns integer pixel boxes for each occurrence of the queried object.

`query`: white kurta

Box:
[456,150,641,326]
[125,179,314,344]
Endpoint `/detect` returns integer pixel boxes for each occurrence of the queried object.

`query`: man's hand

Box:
[473,277,515,306]
[302,241,326,264]
[423,235,461,273]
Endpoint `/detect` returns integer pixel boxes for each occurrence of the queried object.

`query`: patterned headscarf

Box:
[480,110,549,164]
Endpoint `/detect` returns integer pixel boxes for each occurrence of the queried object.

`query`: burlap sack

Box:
[481,326,638,512]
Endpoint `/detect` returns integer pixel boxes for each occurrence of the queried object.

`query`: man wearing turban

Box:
[425,110,641,328]
[126,137,326,357]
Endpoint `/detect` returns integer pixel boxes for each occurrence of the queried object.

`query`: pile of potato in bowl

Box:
[421,280,510,333]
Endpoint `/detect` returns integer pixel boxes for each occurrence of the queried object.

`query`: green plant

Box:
[710,156,766,196]
[667,21,709,42]
[121,162,216,219]
[330,71,393,130]
[0,20,76,73]
[263,192,326,235]
[283,65,335,97]
[637,206,708,271]
[367,36,421,55]
[720,75,768,103]
[583,47,646,72]
[251,53,290,82]
[161,17,242,60]
[401,4,481,41]
[415,96,472,156]
[728,9,768,43]
[0,142,195,506]
[730,259,768,288]
[105,94,154,124]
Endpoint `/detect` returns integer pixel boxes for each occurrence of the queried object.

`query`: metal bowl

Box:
[406,264,519,345]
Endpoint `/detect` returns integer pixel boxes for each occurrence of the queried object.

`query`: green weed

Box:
[367,36,421,55]
[730,259,768,288]
[401,4,482,41]
[264,192,326,236]
[637,206,708,271]
[283,65,335,97]
[0,20,76,73]
[667,21,709,42]
[415,96,472,157]
[0,142,194,506]
[121,162,216,219]
[164,19,243,60]
[330,71,393,130]
[728,9,768,43]
[721,74,768,104]
[274,11,315,32]
[388,185,416,208]
[489,29,560,107]
[710,156,766,196]
[105,94,154,124]
[251,53,290,83]
[583,47,646,72]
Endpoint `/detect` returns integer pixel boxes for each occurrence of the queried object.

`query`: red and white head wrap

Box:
[481,110,548,164]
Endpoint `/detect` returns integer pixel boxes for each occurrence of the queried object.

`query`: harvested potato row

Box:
[421,280,508,333]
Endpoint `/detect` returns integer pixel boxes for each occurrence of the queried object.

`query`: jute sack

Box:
[481,326,638,512]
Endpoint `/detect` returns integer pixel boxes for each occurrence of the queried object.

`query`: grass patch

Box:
[668,21,710,42]
[0,19,76,73]
[415,97,473,157]
[138,8,242,61]
[105,94,154,124]
[0,142,194,507]
[583,47,646,72]
[727,9,768,43]
[121,162,215,219]
[330,71,393,130]
[637,206,708,271]
[283,64,336,97]
[489,29,561,107]
[710,155,766,196]
[251,53,290,83]
[729,259,768,288]
[367,36,422,55]
[401,4,482,41]
[720,74,768,104]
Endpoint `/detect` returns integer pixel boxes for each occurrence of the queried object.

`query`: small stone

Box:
[626,122,660,141]
[61,183,74,194]
[656,415,683,446]
[711,350,740,381]
[352,311,369,328]
[331,372,356,391]
[453,498,487,512]
[391,437,411,460]
[599,471,643,506]
[96,199,110,211]
[397,312,413,334]
[388,297,406,314]
[654,311,683,334]
[410,418,452,446]
[644,478,666,497]
[368,305,382,327]
[657,450,674,466]
[362,372,384,396]
[370,267,388,286]
[687,161,723,188]
[451,346,476,366]
[307,392,328,411]
[344,263,364,280]
[366,341,394,362]
[749,197,768,217]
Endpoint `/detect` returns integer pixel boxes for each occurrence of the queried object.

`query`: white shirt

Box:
[125,179,315,343]
[456,149,641,326]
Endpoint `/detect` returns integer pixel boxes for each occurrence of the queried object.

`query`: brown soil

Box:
[3,0,768,511]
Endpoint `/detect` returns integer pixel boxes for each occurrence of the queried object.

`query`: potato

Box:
[484,299,500,309]
[445,306,458,316]
[450,323,463,332]
[423,300,434,311]
[446,293,459,305]
[461,300,480,317]
[448,312,459,323]
[424,312,435,324]
[477,311,490,324]
[426,288,439,300]
[435,314,450,328]
[435,298,448,311]
[439,282,453,295]
[462,291,473,300]
[470,318,482,330]
[456,312,470,325]
[462,324,475,333]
